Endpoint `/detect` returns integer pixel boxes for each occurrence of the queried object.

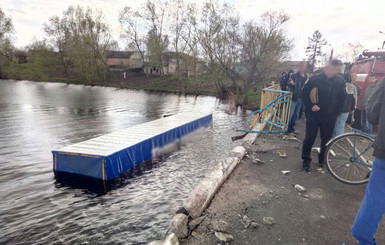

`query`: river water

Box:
[0,80,247,244]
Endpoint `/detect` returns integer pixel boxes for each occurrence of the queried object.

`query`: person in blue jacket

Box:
[352,78,385,245]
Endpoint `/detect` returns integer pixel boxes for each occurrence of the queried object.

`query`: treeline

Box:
[0,1,293,105]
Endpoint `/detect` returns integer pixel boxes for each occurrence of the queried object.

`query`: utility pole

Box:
[380,31,385,49]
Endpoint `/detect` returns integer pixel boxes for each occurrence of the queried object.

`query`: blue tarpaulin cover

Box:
[52,112,212,180]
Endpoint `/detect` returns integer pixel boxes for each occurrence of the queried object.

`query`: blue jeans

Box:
[361,110,373,134]
[287,99,303,134]
[333,112,349,136]
[352,158,385,245]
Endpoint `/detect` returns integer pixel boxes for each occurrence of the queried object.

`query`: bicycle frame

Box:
[349,129,375,168]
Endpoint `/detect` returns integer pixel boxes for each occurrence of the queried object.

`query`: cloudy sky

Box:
[1,0,385,60]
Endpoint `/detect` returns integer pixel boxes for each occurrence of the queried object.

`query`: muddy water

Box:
[0,80,247,244]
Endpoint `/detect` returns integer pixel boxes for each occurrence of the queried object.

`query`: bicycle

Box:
[325,127,375,185]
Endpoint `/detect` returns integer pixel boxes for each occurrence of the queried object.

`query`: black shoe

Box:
[303,162,311,172]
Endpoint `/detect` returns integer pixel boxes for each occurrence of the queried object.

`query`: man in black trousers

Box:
[301,60,347,171]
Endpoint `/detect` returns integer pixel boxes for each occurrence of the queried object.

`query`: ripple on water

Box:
[0,80,248,244]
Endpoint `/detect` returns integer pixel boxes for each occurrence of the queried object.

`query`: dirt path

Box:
[181,118,385,245]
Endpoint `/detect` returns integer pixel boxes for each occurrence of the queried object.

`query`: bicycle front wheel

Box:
[326,133,374,185]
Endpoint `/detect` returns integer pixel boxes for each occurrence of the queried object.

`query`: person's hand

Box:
[312,105,320,112]
[290,80,295,86]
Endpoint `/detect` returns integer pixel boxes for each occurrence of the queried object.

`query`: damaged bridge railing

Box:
[232,84,292,141]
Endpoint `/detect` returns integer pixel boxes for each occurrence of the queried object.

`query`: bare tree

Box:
[44,16,71,82]
[143,0,169,75]
[196,4,292,105]
[119,7,146,67]
[336,42,364,62]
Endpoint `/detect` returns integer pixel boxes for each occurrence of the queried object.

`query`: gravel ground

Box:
[181,118,385,245]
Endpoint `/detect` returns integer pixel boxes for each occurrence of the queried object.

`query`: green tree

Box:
[44,6,116,84]
[23,39,57,81]
[0,7,14,78]
[306,30,327,72]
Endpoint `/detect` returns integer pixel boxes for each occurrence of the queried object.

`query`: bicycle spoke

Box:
[326,134,374,184]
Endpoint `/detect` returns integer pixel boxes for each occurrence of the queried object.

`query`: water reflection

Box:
[0,80,247,244]
[54,156,171,196]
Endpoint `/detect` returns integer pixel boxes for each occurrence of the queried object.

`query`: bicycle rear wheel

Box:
[325,133,374,185]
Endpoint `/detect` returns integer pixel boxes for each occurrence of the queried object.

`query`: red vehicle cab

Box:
[350,49,385,110]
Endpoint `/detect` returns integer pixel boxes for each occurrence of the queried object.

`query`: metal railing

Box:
[241,83,292,134]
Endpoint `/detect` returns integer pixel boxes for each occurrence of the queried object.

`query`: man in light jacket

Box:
[352,77,385,245]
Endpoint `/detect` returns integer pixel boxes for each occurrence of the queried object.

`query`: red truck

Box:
[350,49,385,128]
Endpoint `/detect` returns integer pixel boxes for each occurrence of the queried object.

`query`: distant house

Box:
[144,52,204,77]
[106,51,142,69]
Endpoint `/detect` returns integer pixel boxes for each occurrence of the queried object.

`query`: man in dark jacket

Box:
[279,71,288,91]
[286,62,308,135]
[352,78,385,245]
[301,59,347,171]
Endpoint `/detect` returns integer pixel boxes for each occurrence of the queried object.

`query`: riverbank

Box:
[181,118,385,245]
[4,73,261,110]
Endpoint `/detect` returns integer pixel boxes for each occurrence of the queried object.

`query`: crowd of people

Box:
[279,60,385,244]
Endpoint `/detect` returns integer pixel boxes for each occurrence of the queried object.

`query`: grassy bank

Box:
[6,73,263,110]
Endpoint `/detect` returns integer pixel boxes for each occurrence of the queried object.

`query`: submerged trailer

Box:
[52,112,212,180]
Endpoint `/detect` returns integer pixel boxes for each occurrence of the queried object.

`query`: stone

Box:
[277,149,287,158]
[263,217,275,226]
[294,184,307,192]
[213,219,229,232]
[251,155,265,165]
[262,200,269,205]
[214,231,234,242]
[251,222,260,229]
[317,168,326,174]
[282,170,291,175]
[188,216,205,231]
[242,215,252,228]
[320,215,326,219]
[148,233,179,245]
[170,214,188,239]
[303,194,310,199]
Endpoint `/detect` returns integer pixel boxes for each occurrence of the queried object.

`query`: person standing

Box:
[286,62,308,136]
[333,75,357,136]
[361,75,378,134]
[352,78,385,245]
[279,71,288,91]
[301,59,347,171]
[285,70,294,91]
